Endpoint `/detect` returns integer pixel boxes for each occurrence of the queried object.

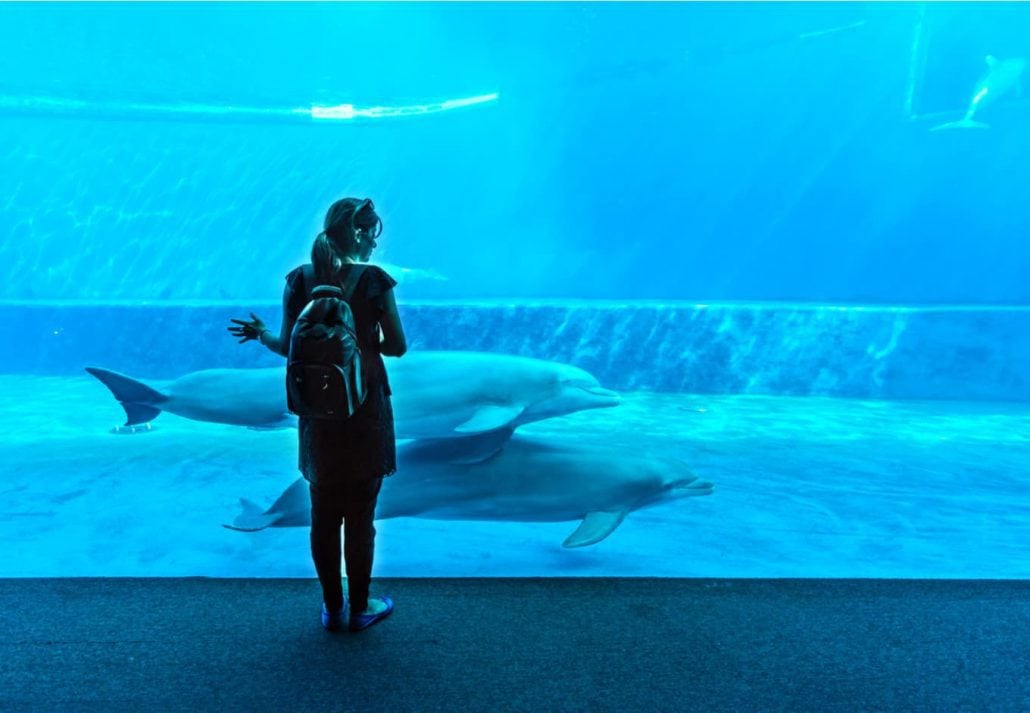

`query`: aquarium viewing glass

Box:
[0,1,1027,580]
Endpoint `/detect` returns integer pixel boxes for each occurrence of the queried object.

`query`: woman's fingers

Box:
[229,316,261,343]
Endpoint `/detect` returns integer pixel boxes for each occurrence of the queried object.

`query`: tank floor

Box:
[1,375,1027,578]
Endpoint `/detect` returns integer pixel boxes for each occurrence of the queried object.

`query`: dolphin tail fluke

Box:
[930,118,990,131]
[562,509,628,548]
[85,367,168,425]
[222,498,283,532]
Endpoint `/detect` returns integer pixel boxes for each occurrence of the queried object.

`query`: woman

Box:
[229,197,407,632]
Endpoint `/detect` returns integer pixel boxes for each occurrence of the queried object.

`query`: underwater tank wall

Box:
[1,1,1029,306]
[0,2,1027,579]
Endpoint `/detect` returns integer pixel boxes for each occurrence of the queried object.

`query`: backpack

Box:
[286,263,368,420]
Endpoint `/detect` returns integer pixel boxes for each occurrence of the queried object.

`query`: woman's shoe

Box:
[321,600,347,631]
[349,595,394,632]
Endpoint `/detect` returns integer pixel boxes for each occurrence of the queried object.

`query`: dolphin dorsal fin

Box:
[402,428,513,465]
[455,404,525,434]
[562,510,629,548]
[445,436,509,464]
[986,55,998,68]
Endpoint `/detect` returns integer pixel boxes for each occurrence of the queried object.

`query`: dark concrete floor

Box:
[1,578,1028,712]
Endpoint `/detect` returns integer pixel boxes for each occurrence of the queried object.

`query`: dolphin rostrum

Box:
[931,55,1026,131]
[86,351,619,438]
[225,430,714,548]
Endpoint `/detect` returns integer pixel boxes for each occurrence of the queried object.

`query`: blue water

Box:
[1,2,1029,303]
[0,2,1028,579]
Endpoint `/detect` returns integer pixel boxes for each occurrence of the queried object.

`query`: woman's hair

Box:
[311,197,383,283]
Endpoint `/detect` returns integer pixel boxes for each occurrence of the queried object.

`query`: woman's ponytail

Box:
[311,230,342,285]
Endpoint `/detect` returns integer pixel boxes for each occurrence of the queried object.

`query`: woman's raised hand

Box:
[228,313,268,344]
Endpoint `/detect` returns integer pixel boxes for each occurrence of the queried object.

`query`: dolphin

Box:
[371,261,447,284]
[224,430,714,548]
[931,55,1026,131]
[85,367,294,429]
[85,351,620,438]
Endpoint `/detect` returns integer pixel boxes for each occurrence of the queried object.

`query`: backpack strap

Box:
[339,264,368,303]
[301,263,316,300]
[302,262,367,303]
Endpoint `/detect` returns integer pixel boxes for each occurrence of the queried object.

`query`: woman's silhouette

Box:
[230,198,407,632]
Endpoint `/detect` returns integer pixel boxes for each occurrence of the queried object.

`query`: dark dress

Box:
[281,262,399,482]
[281,261,399,614]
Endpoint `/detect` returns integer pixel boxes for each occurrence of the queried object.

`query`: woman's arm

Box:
[378,288,407,357]
[237,278,296,357]
[257,326,287,357]
[228,309,284,355]
[258,278,300,357]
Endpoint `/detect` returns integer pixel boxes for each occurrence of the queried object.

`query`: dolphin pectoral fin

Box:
[454,405,525,434]
[562,510,629,548]
[223,498,285,532]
